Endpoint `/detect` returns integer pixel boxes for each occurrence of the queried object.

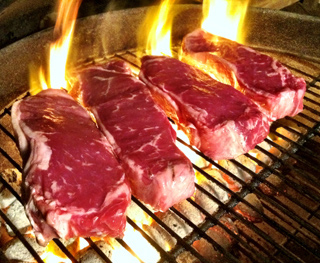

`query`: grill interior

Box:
[1,4,320,263]
[0,47,320,263]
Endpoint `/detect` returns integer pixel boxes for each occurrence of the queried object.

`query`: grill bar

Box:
[53,239,79,263]
[126,216,177,262]
[84,238,113,263]
[0,209,45,263]
[261,200,320,247]
[115,238,144,263]
[191,176,305,263]
[184,197,275,263]
[131,196,213,263]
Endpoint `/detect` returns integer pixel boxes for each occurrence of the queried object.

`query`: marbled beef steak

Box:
[11,89,130,245]
[181,29,306,121]
[139,55,270,160]
[70,60,195,211]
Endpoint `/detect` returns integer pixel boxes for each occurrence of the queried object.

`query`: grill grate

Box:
[0,48,320,263]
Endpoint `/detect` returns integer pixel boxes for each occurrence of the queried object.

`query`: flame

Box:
[78,237,89,250]
[202,0,249,42]
[111,223,160,263]
[171,123,206,168]
[138,0,175,57]
[49,0,81,90]
[41,240,71,263]
[30,0,81,94]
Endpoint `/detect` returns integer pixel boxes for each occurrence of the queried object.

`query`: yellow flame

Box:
[138,0,175,57]
[29,65,49,95]
[123,224,160,263]
[49,0,81,90]
[30,0,81,94]
[171,123,205,167]
[41,240,71,263]
[110,224,160,263]
[202,0,249,42]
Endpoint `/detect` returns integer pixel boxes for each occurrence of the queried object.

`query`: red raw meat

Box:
[139,55,270,160]
[181,29,306,121]
[71,60,195,211]
[11,89,130,245]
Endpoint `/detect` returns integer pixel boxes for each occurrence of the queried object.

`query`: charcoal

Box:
[218,155,256,192]
[177,251,201,263]
[0,169,22,209]
[77,240,112,263]
[5,199,31,236]
[193,217,238,263]
[2,236,45,262]
[195,169,229,215]
[234,193,264,223]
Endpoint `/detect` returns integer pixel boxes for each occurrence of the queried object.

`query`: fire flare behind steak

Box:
[11,89,131,245]
[139,56,270,160]
[70,60,195,211]
[181,29,306,121]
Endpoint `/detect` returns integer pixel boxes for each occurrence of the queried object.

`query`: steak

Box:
[70,60,195,211]
[139,55,270,160]
[11,89,130,245]
[181,29,306,121]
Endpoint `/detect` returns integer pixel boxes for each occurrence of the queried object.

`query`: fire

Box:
[30,0,81,94]
[123,224,160,263]
[138,0,175,57]
[49,0,80,90]
[109,220,160,263]
[171,123,208,170]
[202,0,249,42]
[41,240,71,263]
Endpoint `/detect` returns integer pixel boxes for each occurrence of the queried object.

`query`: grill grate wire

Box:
[0,49,319,263]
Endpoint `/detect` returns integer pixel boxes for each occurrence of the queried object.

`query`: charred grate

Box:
[0,49,320,263]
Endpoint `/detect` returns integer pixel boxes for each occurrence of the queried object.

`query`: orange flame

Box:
[30,0,81,95]
[138,0,175,57]
[202,0,249,42]
[49,0,81,91]
[41,240,71,263]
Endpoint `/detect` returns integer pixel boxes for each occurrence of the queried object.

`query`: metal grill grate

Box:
[0,48,320,263]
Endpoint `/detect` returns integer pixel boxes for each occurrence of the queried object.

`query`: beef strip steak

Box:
[181,29,306,121]
[11,89,130,245]
[139,55,270,160]
[70,60,195,212]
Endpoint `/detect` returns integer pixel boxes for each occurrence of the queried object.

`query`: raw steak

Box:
[11,89,130,245]
[181,29,306,121]
[139,55,270,160]
[70,60,195,211]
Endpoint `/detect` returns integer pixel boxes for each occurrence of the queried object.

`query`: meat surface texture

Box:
[71,60,195,212]
[11,89,130,245]
[139,56,270,160]
[181,29,306,121]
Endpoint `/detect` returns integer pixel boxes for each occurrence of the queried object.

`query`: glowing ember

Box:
[138,0,175,56]
[202,0,249,42]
